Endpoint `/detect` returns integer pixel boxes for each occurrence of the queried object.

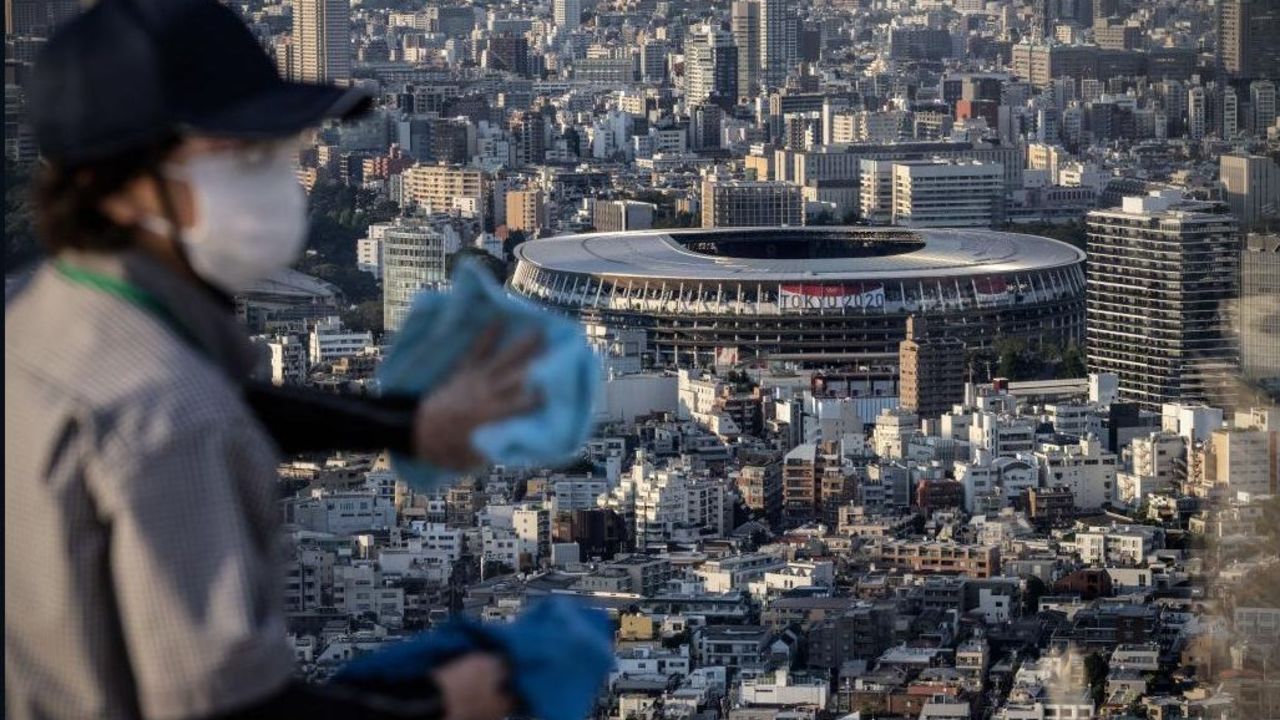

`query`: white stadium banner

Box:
[778,282,886,312]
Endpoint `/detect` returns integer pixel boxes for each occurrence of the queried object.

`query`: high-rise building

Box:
[701,179,804,228]
[899,316,966,420]
[511,111,546,167]
[424,6,475,37]
[1239,233,1280,396]
[890,160,1006,228]
[759,0,796,89]
[731,0,761,99]
[5,0,78,37]
[1222,86,1239,138]
[1187,86,1207,140]
[1219,0,1280,80]
[553,0,581,30]
[640,40,669,84]
[380,220,454,333]
[1250,80,1277,135]
[684,25,738,106]
[485,35,531,76]
[292,0,352,83]
[1220,154,1280,229]
[1086,191,1241,412]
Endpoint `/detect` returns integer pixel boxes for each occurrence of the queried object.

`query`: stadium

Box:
[510,227,1087,368]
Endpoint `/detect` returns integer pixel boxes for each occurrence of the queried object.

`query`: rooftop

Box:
[515,227,1086,281]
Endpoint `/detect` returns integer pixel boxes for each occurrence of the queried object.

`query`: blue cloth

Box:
[378,259,600,492]
[334,597,616,720]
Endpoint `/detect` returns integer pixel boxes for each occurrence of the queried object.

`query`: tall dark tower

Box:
[1219,0,1280,80]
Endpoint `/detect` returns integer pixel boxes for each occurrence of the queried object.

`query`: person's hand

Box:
[431,652,516,720]
[412,322,543,470]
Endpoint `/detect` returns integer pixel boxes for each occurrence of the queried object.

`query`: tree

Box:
[995,338,1026,379]
[1057,342,1087,379]
[1001,221,1088,251]
[448,246,507,283]
[809,210,837,226]
[501,229,528,259]
[340,300,384,336]
[1084,652,1108,706]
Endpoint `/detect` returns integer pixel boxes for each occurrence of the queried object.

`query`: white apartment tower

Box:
[380,220,453,334]
[684,25,738,105]
[1086,192,1241,411]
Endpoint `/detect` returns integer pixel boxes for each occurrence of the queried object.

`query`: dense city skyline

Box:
[4,0,1280,718]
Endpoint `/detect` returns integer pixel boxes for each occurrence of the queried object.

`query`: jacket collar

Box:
[56,248,262,381]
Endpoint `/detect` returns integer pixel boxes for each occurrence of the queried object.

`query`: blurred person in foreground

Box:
[4,1,541,719]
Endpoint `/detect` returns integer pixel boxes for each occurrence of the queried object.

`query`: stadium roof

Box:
[515,227,1085,282]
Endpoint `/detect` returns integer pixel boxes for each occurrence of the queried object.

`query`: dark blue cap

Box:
[30,0,371,166]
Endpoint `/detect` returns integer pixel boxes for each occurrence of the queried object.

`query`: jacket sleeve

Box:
[242,380,418,455]
[203,679,444,720]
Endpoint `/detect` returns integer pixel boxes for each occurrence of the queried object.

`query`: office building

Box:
[1220,154,1280,229]
[759,0,796,89]
[640,40,669,84]
[1197,426,1278,498]
[380,219,453,333]
[505,189,546,234]
[308,317,372,366]
[1094,18,1142,51]
[5,0,78,37]
[553,0,581,30]
[1219,0,1280,80]
[684,25,738,106]
[899,316,966,419]
[890,160,1005,228]
[357,233,383,279]
[424,6,475,37]
[1250,80,1277,135]
[701,179,804,228]
[266,335,308,386]
[1086,191,1241,411]
[1240,233,1280,395]
[731,0,761,99]
[1223,87,1240,138]
[592,200,655,232]
[293,0,352,83]
[1187,86,1207,140]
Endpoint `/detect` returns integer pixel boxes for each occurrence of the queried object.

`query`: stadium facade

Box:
[511,227,1086,368]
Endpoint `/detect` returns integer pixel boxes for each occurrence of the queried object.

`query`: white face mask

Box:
[141,144,309,293]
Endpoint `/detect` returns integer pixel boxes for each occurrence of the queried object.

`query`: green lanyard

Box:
[53,259,209,358]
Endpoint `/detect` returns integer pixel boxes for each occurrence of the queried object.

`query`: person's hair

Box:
[34,137,180,253]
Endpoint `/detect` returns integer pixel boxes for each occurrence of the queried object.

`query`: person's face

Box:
[92,134,302,274]
[97,135,299,232]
